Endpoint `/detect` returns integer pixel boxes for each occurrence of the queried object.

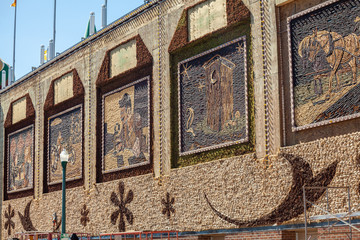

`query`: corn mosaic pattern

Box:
[102,77,150,172]
[178,37,248,155]
[288,0,360,131]
[7,125,34,193]
[48,106,82,184]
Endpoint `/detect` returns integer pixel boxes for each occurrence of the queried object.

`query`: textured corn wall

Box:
[3,131,360,238]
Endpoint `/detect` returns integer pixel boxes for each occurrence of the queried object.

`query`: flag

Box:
[44,50,48,62]
[11,0,16,7]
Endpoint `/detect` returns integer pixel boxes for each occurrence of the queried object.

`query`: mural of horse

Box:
[298,29,360,98]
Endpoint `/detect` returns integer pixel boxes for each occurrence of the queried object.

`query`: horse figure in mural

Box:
[298,28,360,99]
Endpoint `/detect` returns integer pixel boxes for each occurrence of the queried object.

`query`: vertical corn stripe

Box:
[37,76,41,198]
[260,0,272,164]
[157,2,164,184]
[88,44,92,190]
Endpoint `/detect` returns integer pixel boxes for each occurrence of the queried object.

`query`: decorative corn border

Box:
[260,0,273,165]
[37,76,41,198]
[87,43,92,191]
[157,0,165,184]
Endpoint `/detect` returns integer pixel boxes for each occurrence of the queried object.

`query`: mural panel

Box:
[48,105,82,184]
[110,40,137,78]
[54,72,73,105]
[102,76,150,173]
[188,0,227,41]
[288,0,360,131]
[8,125,34,193]
[12,97,26,124]
[178,37,248,155]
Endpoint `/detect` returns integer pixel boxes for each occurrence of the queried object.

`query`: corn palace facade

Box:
[2,0,360,239]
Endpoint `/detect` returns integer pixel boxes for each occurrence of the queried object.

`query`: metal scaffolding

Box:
[99,231,179,240]
[15,231,91,240]
[303,186,360,240]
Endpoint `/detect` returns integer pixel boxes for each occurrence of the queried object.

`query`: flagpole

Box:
[53,0,56,54]
[12,1,17,83]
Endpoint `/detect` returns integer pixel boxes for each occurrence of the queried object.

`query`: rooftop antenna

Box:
[48,39,54,61]
[9,67,13,84]
[102,0,107,29]
[40,45,45,65]
[1,70,6,89]
[11,0,17,83]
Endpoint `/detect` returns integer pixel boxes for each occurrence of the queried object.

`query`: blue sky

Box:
[0,0,145,80]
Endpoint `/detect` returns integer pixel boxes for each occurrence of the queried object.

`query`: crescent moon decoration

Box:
[355,154,360,196]
[54,216,62,232]
[18,200,37,232]
[204,153,339,227]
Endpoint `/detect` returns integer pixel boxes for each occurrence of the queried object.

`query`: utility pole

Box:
[53,0,57,54]
[12,1,17,83]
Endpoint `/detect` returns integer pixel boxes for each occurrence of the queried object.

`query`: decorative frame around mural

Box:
[47,104,83,185]
[178,36,248,156]
[43,69,84,192]
[168,0,250,53]
[4,94,36,200]
[7,125,34,194]
[96,34,153,183]
[287,0,360,132]
[102,76,151,173]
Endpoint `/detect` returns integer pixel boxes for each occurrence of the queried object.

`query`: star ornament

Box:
[4,205,15,236]
[80,204,90,227]
[236,42,245,54]
[198,82,205,91]
[110,181,134,232]
[180,63,192,80]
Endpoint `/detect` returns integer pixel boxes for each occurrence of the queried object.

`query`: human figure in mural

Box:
[70,112,81,148]
[23,146,32,187]
[9,152,18,190]
[50,131,63,173]
[8,133,33,191]
[50,114,79,174]
[312,56,323,97]
[112,93,146,167]
[15,151,26,188]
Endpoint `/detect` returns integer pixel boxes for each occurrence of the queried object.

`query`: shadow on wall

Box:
[205,153,338,227]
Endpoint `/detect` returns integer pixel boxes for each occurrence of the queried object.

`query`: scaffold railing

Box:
[15,231,91,240]
[99,231,178,240]
[303,186,360,240]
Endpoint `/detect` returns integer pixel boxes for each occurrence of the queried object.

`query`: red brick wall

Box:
[318,225,360,240]
[224,231,283,240]
[281,231,296,240]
